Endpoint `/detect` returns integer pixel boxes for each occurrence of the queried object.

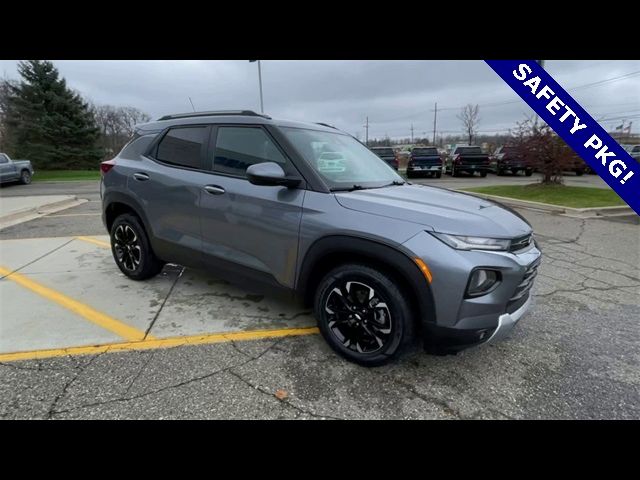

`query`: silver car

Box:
[101,110,541,366]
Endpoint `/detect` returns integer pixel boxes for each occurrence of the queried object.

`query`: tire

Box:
[525,169,533,177]
[20,170,32,185]
[110,213,164,280]
[314,263,414,366]
[435,172,442,179]
[406,171,415,179]
[480,171,488,178]
[575,169,584,176]
[496,169,504,176]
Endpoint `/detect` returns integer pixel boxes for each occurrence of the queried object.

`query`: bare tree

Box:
[511,118,575,185]
[90,104,151,158]
[457,104,480,144]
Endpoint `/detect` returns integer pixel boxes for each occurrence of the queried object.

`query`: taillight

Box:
[100,159,116,175]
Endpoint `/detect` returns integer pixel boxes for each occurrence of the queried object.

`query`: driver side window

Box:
[0,154,8,164]
[213,127,288,177]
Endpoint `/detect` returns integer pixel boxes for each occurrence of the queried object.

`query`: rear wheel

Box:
[525,168,533,177]
[314,264,414,366]
[20,170,31,185]
[435,172,442,179]
[575,169,584,176]
[480,171,488,178]
[110,213,164,280]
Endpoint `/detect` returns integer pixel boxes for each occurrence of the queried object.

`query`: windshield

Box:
[412,148,438,155]
[282,127,404,189]
[455,146,482,155]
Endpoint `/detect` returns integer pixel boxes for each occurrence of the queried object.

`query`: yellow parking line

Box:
[0,266,152,342]
[75,236,110,248]
[0,326,320,362]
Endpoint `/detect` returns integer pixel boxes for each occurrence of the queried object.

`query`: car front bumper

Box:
[402,231,541,353]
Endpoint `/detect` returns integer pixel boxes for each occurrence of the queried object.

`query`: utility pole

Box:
[364,117,369,146]
[533,60,545,128]
[432,102,438,145]
[410,124,414,143]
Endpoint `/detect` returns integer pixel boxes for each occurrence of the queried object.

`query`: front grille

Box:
[508,258,540,306]
[509,234,533,253]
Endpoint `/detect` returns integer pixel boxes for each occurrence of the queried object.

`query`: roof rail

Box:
[157,110,271,121]
[315,122,338,130]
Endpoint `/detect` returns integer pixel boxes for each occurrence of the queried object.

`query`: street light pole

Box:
[249,60,264,113]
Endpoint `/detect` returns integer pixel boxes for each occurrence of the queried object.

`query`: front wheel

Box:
[20,170,32,185]
[480,171,488,178]
[435,172,442,179]
[525,169,533,177]
[110,213,164,280]
[314,264,414,366]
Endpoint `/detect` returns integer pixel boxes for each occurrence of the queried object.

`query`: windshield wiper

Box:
[381,180,406,187]
[330,184,366,192]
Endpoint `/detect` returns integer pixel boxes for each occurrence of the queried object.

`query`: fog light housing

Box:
[466,269,500,297]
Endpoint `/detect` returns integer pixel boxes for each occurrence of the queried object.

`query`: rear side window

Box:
[214,126,287,177]
[0,154,8,164]
[156,127,208,169]
[120,134,156,160]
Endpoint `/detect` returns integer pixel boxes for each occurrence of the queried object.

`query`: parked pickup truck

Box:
[407,147,443,178]
[370,147,399,170]
[445,145,490,177]
[490,145,533,176]
[0,153,34,185]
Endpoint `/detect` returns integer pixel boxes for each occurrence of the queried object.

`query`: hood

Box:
[334,184,532,237]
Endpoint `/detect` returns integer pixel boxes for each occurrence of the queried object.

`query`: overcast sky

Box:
[1,60,639,140]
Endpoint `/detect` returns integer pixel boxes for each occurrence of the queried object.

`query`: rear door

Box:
[127,125,212,266]
[199,125,305,288]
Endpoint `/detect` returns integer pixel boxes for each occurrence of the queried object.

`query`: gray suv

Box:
[101,110,541,366]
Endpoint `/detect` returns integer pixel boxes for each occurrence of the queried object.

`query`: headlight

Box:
[430,232,510,251]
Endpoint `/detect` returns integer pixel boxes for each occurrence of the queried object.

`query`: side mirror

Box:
[246,162,301,188]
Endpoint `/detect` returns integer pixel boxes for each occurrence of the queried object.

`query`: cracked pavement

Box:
[1,199,639,418]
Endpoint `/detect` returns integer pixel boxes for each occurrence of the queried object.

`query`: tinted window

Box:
[455,146,482,155]
[633,146,640,153]
[371,148,394,156]
[120,134,156,160]
[412,148,438,155]
[214,127,287,177]
[156,127,207,169]
[0,154,8,164]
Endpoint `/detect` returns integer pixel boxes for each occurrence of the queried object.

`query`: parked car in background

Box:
[0,153,34,185]
[101,110,541,366]
[490,145,533,176]
[406,146,443,178]
[444,145,490,177]
[623,144,640,161]
[370,147,399,170]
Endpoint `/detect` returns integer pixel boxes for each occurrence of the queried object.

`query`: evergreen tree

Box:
[3,60,103,169]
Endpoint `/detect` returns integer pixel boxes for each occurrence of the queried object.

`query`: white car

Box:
[317,152,347,173]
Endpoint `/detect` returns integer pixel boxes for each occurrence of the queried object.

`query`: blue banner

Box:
[485,60,639,216]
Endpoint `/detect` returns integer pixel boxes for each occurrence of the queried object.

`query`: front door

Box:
[199,125,305,288]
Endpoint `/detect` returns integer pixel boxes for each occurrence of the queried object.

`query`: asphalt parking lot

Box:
[1,178,639,419]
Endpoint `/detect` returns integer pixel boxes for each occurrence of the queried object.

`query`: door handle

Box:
[133,173,150,181]
[204,185,226,195]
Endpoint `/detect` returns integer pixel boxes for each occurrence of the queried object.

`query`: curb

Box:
[0,196,86,230]
[458,191,635,218]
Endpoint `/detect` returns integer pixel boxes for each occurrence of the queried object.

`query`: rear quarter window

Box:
[119,134,157,160]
